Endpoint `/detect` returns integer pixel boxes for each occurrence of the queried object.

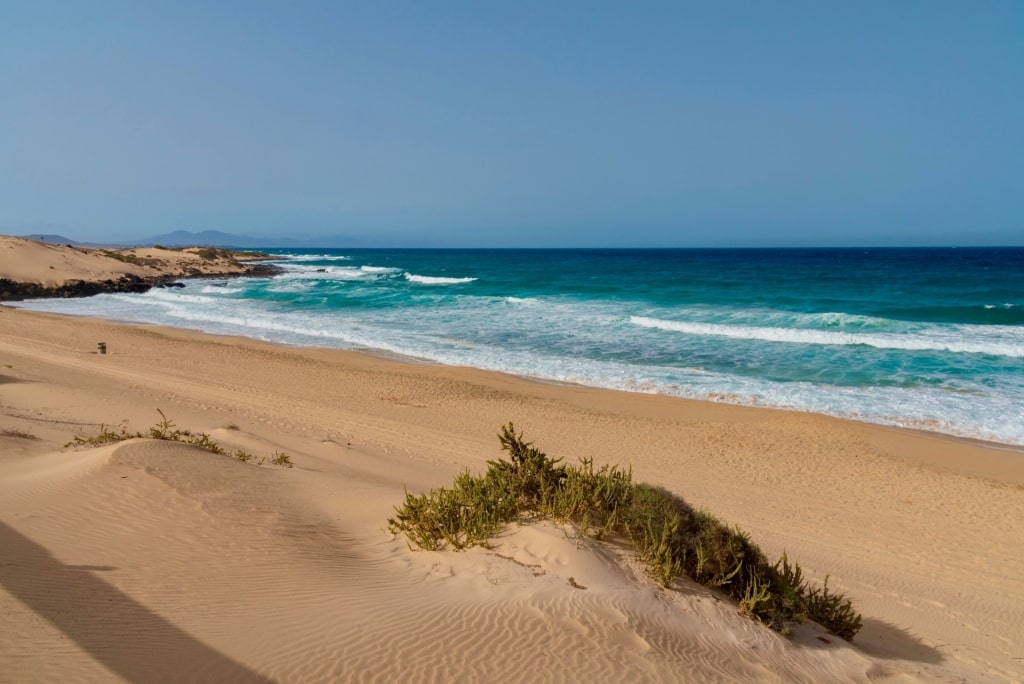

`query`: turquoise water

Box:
[21,247,1024,445]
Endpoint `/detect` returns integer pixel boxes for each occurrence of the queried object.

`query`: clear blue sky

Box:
[2,1,1022,247]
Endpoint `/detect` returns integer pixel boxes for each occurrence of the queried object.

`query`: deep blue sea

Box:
[21,247,1024,445]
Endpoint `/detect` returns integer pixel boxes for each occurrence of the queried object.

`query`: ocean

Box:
[19,247,1024,446]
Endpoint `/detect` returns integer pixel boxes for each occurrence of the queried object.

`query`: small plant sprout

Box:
[270,451,293,468]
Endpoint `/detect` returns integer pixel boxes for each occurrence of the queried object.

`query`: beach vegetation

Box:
[389,423,862,641]
[66,410,293,468]
[270,451,293,467]
[99,249,163,268]
[65,420,138,446]
[1,427,38,439]
[805,575,863,641]
[194,247,233,261]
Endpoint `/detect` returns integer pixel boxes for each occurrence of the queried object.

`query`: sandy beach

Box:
[5,0,1021,678]
[1,302,1021,683]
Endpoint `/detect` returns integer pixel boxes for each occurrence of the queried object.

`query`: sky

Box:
[2,1,1022,248]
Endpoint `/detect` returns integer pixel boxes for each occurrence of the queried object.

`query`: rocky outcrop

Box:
[0,264,281,302]
[0,275,151,300]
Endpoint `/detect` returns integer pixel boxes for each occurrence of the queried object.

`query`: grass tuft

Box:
[270,451,293,467]
[65,420,138,447]
[1,427,38,439]
[389,423,862,640]
[66,410,292,467]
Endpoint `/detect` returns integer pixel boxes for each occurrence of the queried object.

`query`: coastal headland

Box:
[1,240,1022,682]
[0,236,278,300]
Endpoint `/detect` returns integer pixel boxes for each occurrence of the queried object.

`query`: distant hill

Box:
[127,230,263,248]
[130,230,364,249]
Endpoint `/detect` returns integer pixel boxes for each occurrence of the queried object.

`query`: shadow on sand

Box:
[856,616,944,665]
[0,521,275,683]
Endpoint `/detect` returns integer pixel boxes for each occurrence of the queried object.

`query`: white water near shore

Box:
[17,248,1024,445]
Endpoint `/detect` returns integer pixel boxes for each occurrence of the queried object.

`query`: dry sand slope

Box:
[1,306,1022,682]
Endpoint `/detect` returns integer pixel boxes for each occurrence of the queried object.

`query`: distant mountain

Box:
[126,230,262,248]
[129,230,364,249]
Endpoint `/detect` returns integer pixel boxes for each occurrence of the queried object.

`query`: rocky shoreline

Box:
[0,263,281,301]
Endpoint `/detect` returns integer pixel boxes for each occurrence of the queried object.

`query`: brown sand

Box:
[1,305,1022,683]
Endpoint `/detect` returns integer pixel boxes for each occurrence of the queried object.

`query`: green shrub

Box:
[805,575,863,641]
[388,423,862,640]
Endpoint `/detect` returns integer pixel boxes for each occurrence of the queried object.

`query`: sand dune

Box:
[1,305,1022,682]
[0,440,881,683]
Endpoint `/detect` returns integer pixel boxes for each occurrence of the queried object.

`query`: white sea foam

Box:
[630,316,1024,358]
[404,273,478,285]
[199,285,243,294]
[143,289,223,306]
[267,280,315,293]
[677,307,897,331]
[16,282,1024,447]
[776,311,892,329]
[315,268,368,280]
[271,253,352,262]
[273,265,382,281]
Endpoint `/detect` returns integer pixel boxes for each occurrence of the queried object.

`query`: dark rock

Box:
[0,275,149,301]
[0,262,282,302]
